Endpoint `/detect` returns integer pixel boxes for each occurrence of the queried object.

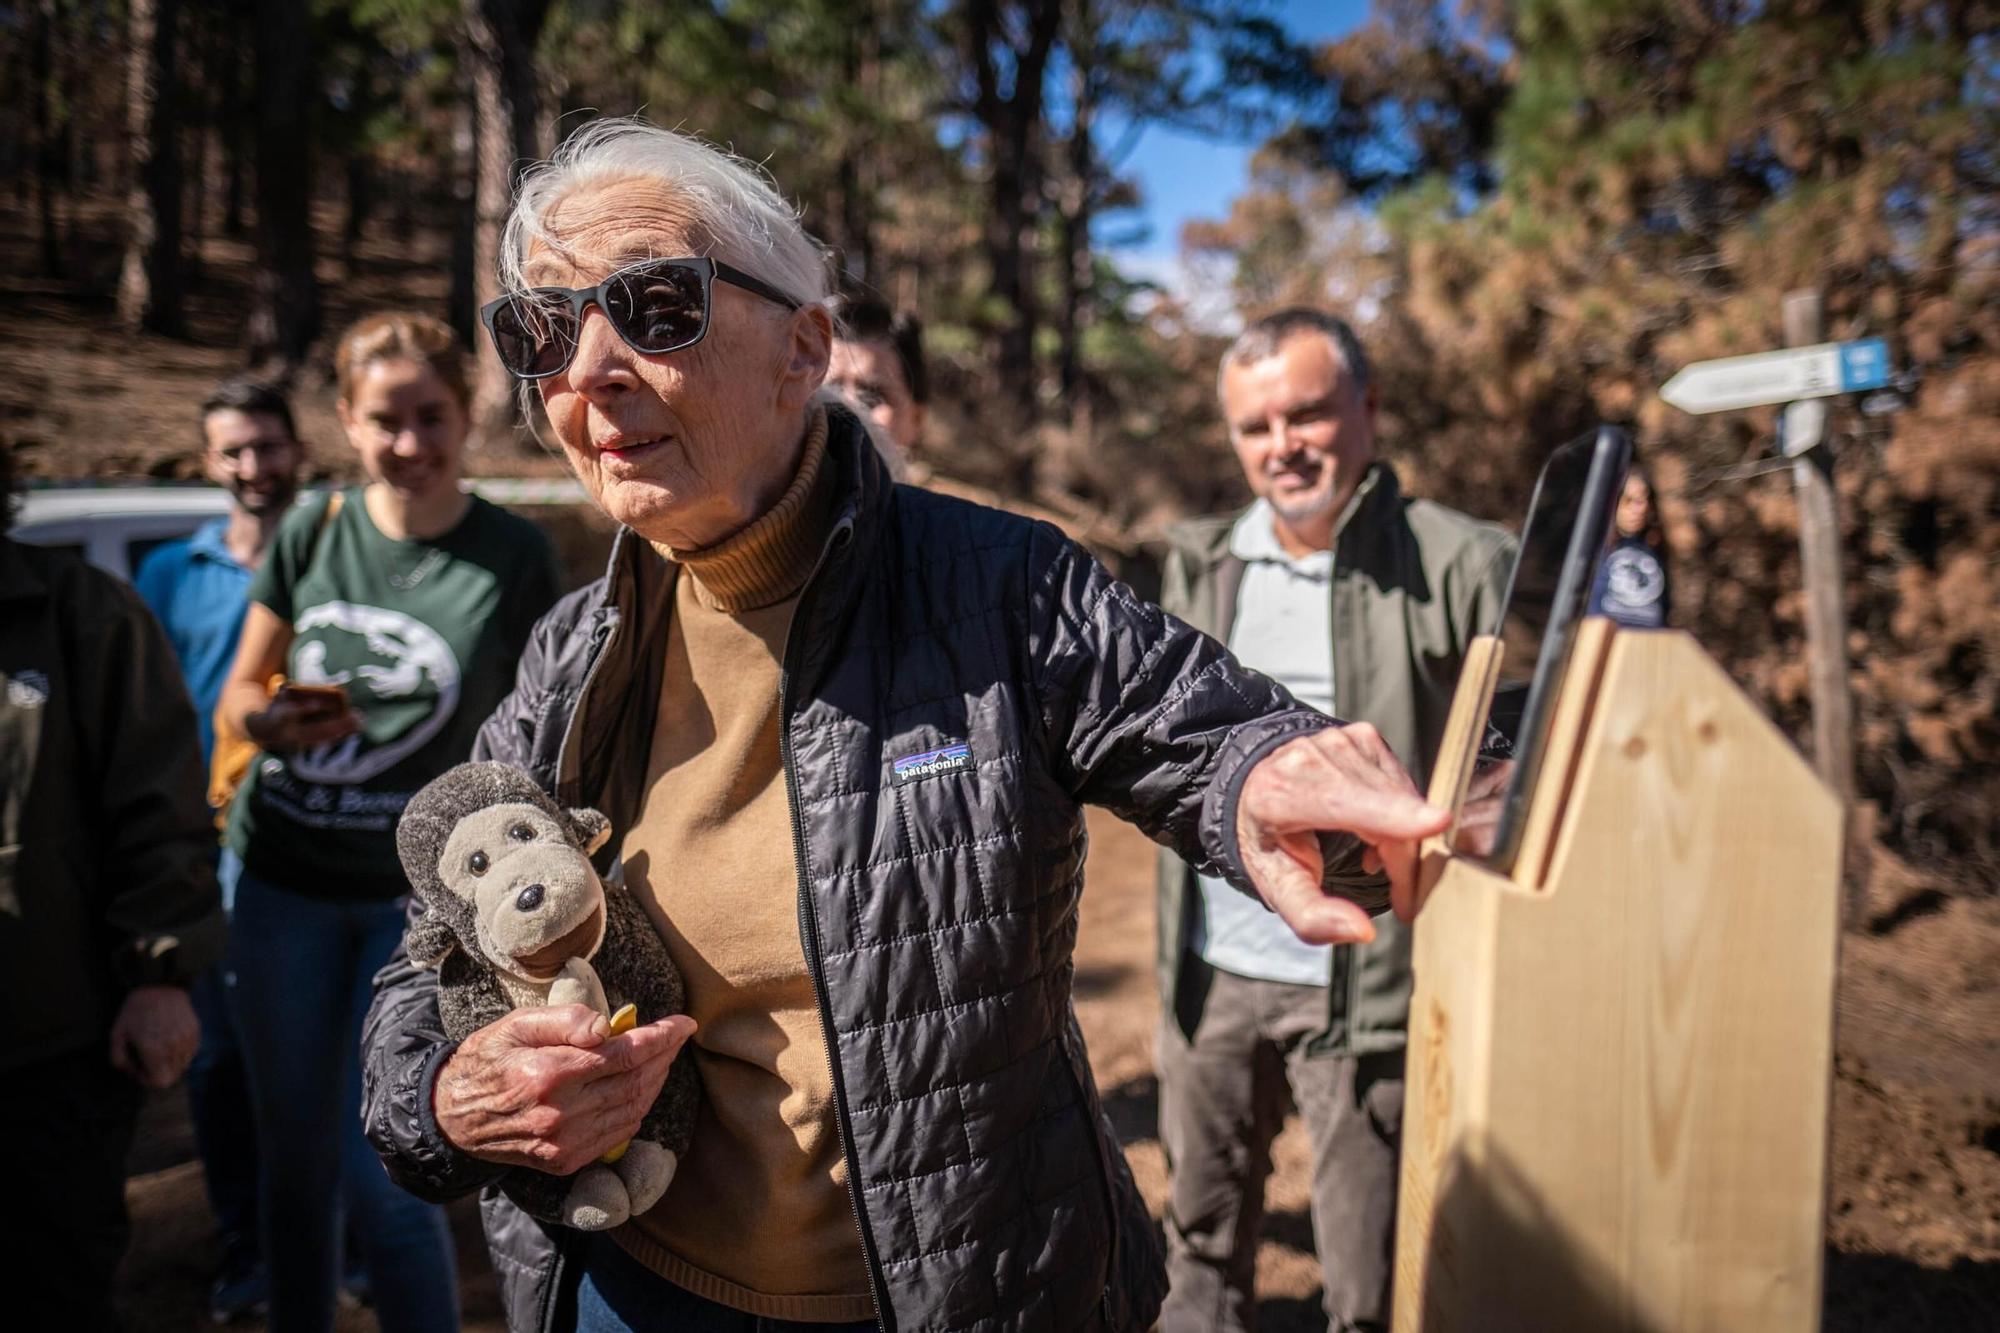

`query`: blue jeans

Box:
[187,958,259,1256]
[231,868,459,1333]
[574,1237,877,1332]
[187,848,259,1263]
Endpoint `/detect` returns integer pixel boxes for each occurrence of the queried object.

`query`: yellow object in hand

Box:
[598,1003,642,1166]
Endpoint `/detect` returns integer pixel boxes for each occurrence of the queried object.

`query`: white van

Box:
[12,487,235,581]
[13,478,596,582]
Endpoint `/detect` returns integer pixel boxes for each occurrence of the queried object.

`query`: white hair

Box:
[499,118,832,308]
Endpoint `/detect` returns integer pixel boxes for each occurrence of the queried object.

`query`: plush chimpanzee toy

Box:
[396,761,698,1230]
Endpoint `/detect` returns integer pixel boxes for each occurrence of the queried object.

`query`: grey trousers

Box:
[1157,966,1405,1333]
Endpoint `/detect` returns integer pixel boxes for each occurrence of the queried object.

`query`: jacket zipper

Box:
[553,611,619,809]
[540,610,620,1333]
[779,514,892,1331]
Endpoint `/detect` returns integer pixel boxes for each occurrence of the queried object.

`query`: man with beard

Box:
[1155,309,1516,1332]
[139,380,305,765]
[134,378,303,1322]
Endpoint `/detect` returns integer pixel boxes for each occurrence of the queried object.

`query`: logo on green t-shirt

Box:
[289,599,462,784]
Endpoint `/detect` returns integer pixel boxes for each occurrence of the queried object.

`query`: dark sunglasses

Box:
[479,256,802,381]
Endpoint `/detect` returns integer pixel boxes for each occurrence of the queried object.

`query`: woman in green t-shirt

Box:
[217,312,561,1332]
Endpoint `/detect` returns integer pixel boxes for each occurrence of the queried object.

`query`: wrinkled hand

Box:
[435,1006,696,1175]
[1236,723,1452,942]
[109,985,200,1089]
[246,686,362,753]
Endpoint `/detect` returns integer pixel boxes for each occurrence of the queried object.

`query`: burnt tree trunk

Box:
[246,0,319,370]
[448,101,478,346]
[219,24,247,239]
[463,0,553,445]
[1055,5,1096,414]
[833,20,880,284]
[1054,74,1098,488]
[965,0,1062,423]
[342,150,372,274]
[33,0,62,278]
[185,66,210,285]
[119,0,186,335]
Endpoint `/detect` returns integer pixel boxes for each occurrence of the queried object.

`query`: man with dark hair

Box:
[2,435,225,1330]
[133,377,304,1321]
[1156,308,1517,1332]
[828,296,928,461]
[138,380,303,762]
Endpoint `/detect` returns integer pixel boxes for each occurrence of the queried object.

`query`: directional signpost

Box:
[1660,337,1892,415]
[1661,294,1894,924]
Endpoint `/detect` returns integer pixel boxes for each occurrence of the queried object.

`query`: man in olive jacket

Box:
[1156,309,1516,1332]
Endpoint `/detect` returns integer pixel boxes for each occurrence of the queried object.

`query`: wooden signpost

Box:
[1393,623,1844,1332]
[1660,295,1888,919]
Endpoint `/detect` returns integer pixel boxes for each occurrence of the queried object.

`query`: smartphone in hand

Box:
[277,681,350,714]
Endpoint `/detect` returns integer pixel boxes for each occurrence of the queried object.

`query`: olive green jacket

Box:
[1157,463,1516,1056]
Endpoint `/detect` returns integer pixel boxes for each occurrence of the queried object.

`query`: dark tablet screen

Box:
[1478,426,1632,871]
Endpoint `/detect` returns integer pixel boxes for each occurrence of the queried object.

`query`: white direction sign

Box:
[1661,338,1891,414]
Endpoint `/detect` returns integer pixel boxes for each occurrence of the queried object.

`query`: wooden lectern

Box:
[1393,621,1843,1332]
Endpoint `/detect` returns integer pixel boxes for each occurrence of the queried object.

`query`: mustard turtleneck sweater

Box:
[614,407,873,1320]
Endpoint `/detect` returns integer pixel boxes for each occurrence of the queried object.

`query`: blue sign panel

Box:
[1838,338,1891,393]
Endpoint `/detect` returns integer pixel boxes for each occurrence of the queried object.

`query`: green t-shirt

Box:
[227,489,562,899]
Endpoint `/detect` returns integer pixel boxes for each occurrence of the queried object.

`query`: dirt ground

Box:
[112,812,2000,1332]
[6,204,1995,1330]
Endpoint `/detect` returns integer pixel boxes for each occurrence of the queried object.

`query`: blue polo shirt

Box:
[135,518,255,764]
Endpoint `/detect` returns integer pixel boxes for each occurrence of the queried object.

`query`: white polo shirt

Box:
[1192,500,1337,987]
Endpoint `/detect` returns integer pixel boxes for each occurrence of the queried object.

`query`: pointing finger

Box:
[1334,788,1451,846]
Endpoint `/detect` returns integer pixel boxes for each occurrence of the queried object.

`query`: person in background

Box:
[1,440,225,1331]
[134,378,304,1322]
[826,295,926,472]
[216,311,563,1333]
[1155,309,1517,1333]
[1588,466,1671,629]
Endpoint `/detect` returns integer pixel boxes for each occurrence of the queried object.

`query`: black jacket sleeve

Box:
[1027,526,1368,901]
[359,931,509,1201]
[78,569,223,987]
[358,610,571,1201]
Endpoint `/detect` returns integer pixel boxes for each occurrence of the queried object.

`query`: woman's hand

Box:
[244,683,362,753]
[434,1006,697,1175]
[1234,723,1452,940]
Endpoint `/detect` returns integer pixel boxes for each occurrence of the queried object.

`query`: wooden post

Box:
[1783,290,1860,919]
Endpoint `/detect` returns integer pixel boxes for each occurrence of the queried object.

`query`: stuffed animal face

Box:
[438,801,607,984]
[396,761,615,981]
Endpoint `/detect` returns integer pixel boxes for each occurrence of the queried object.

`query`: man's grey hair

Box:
[1218,307,1372,401]
[500,118,833,311]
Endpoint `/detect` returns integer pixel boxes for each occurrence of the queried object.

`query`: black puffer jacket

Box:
[2,538,223,1072]
[361,409,1346,1332]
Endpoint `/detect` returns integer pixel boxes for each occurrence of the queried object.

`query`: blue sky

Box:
[1110,0,1369,266]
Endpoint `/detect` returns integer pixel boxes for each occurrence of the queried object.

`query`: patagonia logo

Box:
[893,742,974,785]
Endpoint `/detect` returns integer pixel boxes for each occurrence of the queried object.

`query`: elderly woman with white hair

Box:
[361,119,1449,1333]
